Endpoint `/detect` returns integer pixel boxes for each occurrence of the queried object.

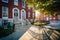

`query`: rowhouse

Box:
[0,0,35,26]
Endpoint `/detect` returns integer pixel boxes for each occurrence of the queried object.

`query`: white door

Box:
[21,9,26,20]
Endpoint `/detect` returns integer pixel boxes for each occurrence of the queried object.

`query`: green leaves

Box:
[25,0,60,15]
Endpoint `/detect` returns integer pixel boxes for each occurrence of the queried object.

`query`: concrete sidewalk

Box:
[0,25,32,40]
[19,25,60,40]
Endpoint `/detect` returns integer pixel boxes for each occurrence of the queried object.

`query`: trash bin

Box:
[4,22,10,29]
[7,22,10,28]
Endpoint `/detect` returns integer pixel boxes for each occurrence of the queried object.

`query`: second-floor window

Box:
[2,0,8,3]
[2,6,8,17]
[14,0,18,6]
[22,0,25,8]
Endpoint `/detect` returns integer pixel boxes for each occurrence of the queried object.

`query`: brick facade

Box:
[0,0,35,20]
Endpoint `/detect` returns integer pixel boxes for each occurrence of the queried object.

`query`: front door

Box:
[21,9,26,20]
[14,9,18,19]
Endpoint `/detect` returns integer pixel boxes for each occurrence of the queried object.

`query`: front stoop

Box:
[14,19,31,25]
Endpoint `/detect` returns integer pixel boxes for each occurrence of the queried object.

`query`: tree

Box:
[25,0,60,15]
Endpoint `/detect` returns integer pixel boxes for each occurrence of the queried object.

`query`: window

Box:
[32,13,34,18]
[2,6,8,17]
[14,0,18,6]
[2,0,8,3]
[22,0,25,8]
[28,12,30,17]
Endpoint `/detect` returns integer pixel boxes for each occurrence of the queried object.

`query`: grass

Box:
[0,27,14,38]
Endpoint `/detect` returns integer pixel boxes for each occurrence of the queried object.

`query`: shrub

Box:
[0,27,13,38]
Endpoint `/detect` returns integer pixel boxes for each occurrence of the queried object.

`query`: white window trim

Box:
[32,13,34,19]
[14,0,18,6]
[2,0,8,3]
[28,12,30,17]
[2,6,8,19]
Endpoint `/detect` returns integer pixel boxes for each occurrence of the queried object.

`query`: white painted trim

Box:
[28,12,30,17]
[12,8,19,19]
[14,0,18,6]
[32,13,34,19]
[22,0,25,8]
[21,9,26,20]
[8,18,13,23]
[2,17,8,20]
[2,6,8,20]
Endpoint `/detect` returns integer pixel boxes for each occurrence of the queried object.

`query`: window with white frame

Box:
[32,13,34,18]
[2,6,8,17]
[14,0,18,6]
[28,12,30,17]
[22,0,25,8]
[2,0,8,3]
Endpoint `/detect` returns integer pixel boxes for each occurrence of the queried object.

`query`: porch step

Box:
[21,19,31,25]
[26,19,31,25]
[21,20,26,25]
[13,19,21,24]
[14,19,31,25]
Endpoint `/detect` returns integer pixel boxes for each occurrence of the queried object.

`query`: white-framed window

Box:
[14,0,18,6]
[2,0,8,3]
[22,0,25,8]
[32,13,34,18]
[28,12,30,17]
[2,6,8,18]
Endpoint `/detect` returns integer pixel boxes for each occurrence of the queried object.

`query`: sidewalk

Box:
[19,25,60,40]
[0,24,32,40]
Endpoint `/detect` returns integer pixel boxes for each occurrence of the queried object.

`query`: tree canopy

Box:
[25,0,60,15]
